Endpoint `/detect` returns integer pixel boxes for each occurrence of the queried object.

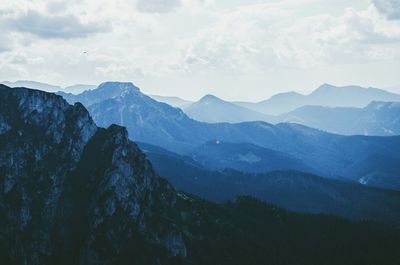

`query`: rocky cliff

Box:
[0,84,185,265]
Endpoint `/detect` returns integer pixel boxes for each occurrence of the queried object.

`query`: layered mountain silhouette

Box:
[184,97,400,136]
[184,94,272,123]
[9,81,400,137]
[63,84,96,94]
[180,85,400,136]
[189,140,311,173]
[139,142,400,224]
[235,84,400,115]
[2,80,95,94]
[1,80,62,93]
[150,95,193,109]
[3,84,400,264]
[278,101,400,136]
[58,82,400,190]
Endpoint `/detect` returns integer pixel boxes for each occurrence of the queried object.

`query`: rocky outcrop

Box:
[0,84,185,265]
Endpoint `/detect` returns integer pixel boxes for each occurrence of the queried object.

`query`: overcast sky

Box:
[0,0,400,101]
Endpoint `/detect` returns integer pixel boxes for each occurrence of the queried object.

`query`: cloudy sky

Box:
[0,0,400,101]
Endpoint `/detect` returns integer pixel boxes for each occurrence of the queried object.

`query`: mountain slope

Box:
[176,195,400,265]
[278,101,400,136]
[139,142,400,224]
[185,94,272,123]
[235,84,400,115]
[57,81,141,107]
[1,84,400,264]
[60,82,400,190]
[189,140,312,173]
[63,84,96,94]
[1,80,62,92]
[2,80,96,94]
[0,84,185,264]
[150,95,193,109]
[235,91,304,115]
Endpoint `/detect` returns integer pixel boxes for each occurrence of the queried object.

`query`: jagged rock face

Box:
[59,82,141,107]
[55,125,186,264]
[0,85,185,265]
[0,85,98,264]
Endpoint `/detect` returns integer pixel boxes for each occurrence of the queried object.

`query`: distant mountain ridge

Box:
[7,80,400,119]
[184,94,272,123]
[278,101,400,136]
[2,80,96,94]
[139,141,400,224]
[63,84,96,94]
[1,80,62,92]
[58,81,141,106]
[58,82,400,191]
[179,84,400,131]
[235,84,400,115]
[150,95,193,108]
[189,140,311,173]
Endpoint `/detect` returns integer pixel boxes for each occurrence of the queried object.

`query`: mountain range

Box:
[235,83,400,115]
[170,84,400,136]
[149,95,193,109]
[1,80,96,94]
[6,80,400,137]
[188,140,311,173]
[277,101,400,136]
[184,94,400,136]
[2,84,400,264]
[184,94,271,123]
[57,82,400,191]
[139,141,400,224]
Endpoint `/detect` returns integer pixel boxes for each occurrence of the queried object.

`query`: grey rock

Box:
[0,84,186,265]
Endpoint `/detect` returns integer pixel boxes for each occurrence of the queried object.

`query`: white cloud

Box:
[274,5,400,67]
[3,10,109,39]
[180,2,400,73]
[95,64,145,79]
[372,0,400,20]
[179,4,290,73]
[0,0,399,99]
[46,1,69,14]
[134,0,182,13]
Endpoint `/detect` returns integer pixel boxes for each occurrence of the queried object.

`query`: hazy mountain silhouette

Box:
[1,80,62,92]
[185,94,272,123]
[150,95,193,108]
[2,80,96,94]
[58,82,400,190]
[278,101,400,136]
[63,84,96,94]
[139,142,400,224]
[189,140,311,173]
[235,84,400,115]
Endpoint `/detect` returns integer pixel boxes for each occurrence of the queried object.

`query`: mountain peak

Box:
[199,94,223,103]
[96,81,140,93]
[268,91,303,100]
[59,82,143,106]
[319,83,335,88]
[312,83,336,93]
